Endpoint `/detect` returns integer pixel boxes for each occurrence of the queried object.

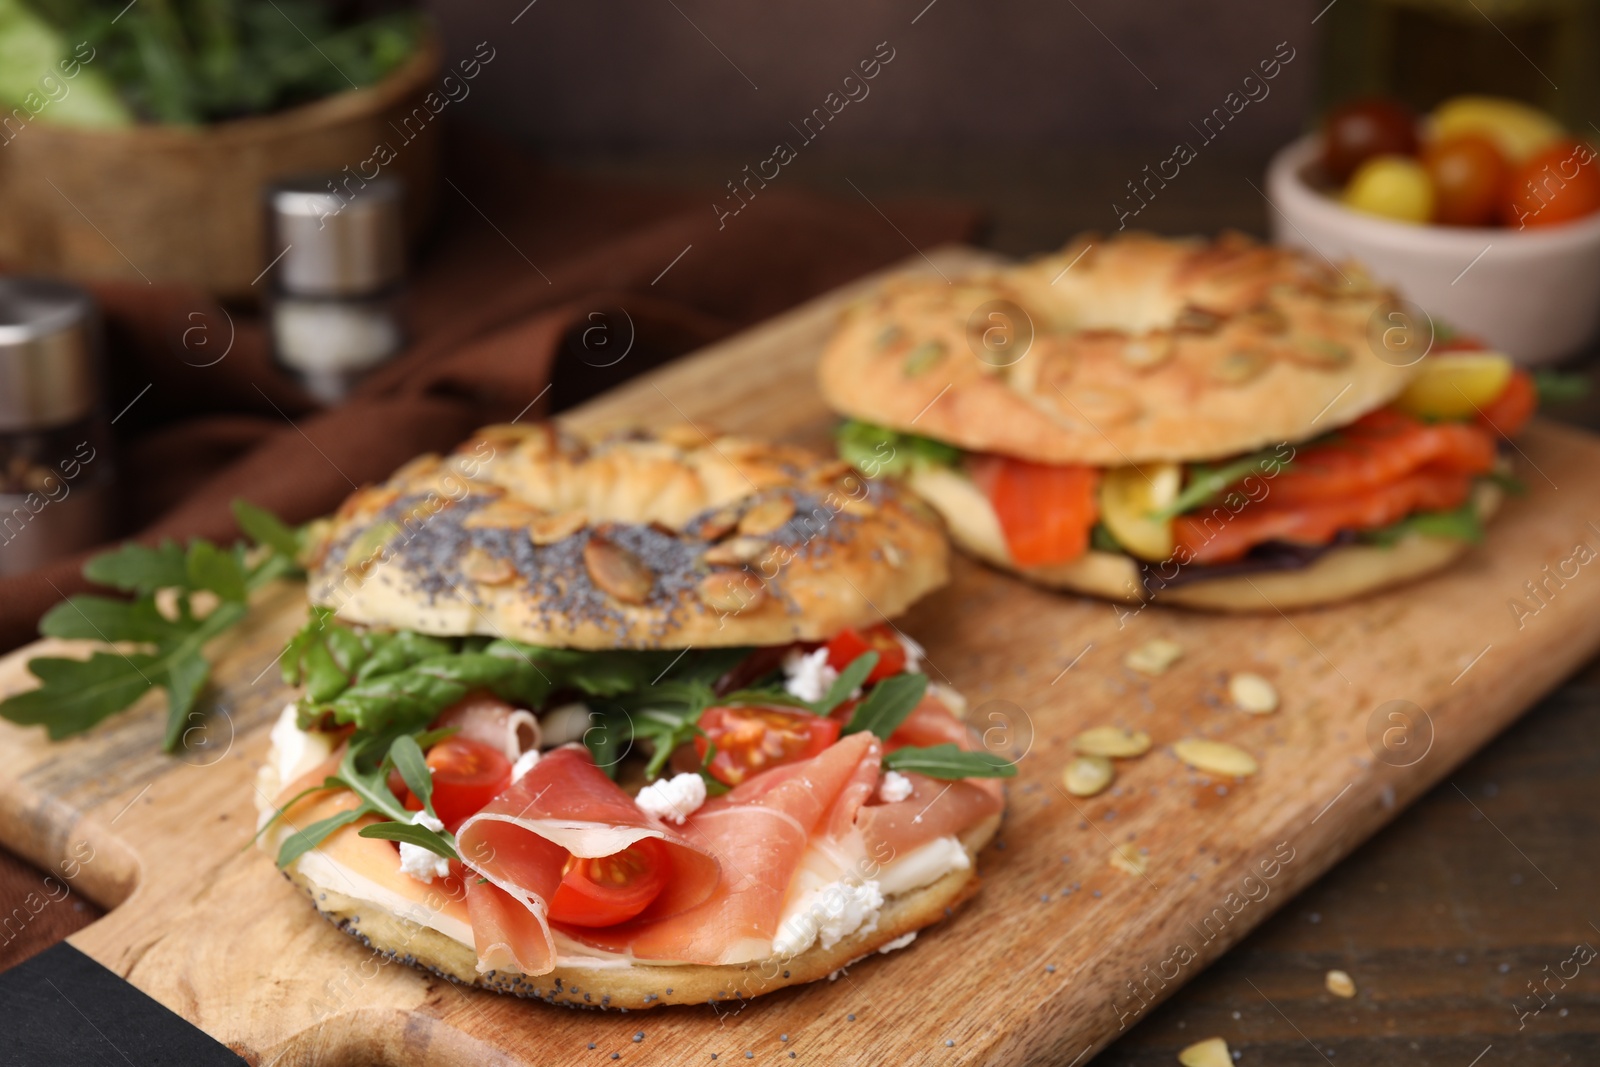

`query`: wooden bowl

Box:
[0,36,441,299]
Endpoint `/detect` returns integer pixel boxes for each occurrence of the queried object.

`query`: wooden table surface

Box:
[4,146,1597,1064]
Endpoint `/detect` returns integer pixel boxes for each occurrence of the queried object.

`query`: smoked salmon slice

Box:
[1261,410,1496,507]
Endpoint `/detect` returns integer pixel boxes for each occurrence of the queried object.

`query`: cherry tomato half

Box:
[547,837,668,927]
[695,705,841,787]
[824,624,907,681]
[388,736,512,831]
[1502,138,1600,228]
[1322,97,1419,183]
[1422,134,1509,226]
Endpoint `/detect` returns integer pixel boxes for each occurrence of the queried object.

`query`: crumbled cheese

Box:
[511,748,541,782]
[270,703,332,784]
[398,810,451,884]
[634,773,707,825]
[877,932,917,954]
[877,770,914,803]
[771,878,884,957]
[894,632,924,674]
[782,647,838,703]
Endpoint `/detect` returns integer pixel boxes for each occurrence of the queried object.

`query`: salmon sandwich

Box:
[820,232,1537,611]
[255,423,1011,1009]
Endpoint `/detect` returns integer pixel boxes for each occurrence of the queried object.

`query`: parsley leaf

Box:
[883,744,1017,779]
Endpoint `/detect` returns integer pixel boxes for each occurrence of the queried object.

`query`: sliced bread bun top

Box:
[819,231,1421,465]
[305,422,948,649]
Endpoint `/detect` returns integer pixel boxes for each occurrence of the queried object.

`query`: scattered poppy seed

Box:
[1046,965,1057,973]
[847,1014,856,1021]
[746,1053,755,1060]
[780,1035,788,1042]
[611,1056,619,1062]
[588,1044,596,1050]
[945,1040,955,1047]
[634,1032,645,1042]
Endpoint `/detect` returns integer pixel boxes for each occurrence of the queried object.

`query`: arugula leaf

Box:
[82,540,189,594]
[843,672,928,740]
[388,734,436,819]
[276,808,364,868]
[813,651,876,716]
[1090,523,1123,554]
[232,499,302,558]
[883,743,1018,779]
[1156,447,1293,520]
[837,419,962,478]
[358,821,459,859]
[0,501,302,751]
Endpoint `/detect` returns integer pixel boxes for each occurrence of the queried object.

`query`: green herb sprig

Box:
[0,500,302,751]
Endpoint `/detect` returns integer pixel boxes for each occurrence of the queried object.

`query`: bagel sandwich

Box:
[820,231,1537,611]
[256,422,1012,1009]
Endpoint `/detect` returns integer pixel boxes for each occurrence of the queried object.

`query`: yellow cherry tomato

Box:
[1393,352,1514,420]
[1342,155,1435,223]
[1099,462,1180,562]
[1430,95,1563,164]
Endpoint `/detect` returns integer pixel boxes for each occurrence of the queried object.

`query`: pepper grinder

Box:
[0,277,114,576]
[265,175,406,404]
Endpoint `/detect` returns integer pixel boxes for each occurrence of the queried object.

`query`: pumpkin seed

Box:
[1210,349,1270,385]
[738,496,796,537]
[1075,726,1152,759]
[1228,672,1279,714]
[1126,638,1183,676]
[1173,738,1259,778]
[702,536,768,566]
[1110,846,1147,876]
[528,510,589,546]
[904,340,947,376]
[1326,969,1357,998]
[1178,1037,1232,1067]
[461,548,517,586]
[698,570,767,613]
[583,535,654,604]
[1062,755,1114,797]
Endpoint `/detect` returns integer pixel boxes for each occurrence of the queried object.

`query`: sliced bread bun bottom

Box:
[909,465,1503,612]
[270,814,999,1010]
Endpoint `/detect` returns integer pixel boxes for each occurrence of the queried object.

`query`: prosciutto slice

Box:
[434,694,540,762]
[454,745,721,975]
[566,730,881,965]
[859,696,1005,860]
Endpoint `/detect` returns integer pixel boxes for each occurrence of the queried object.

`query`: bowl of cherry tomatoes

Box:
[1266,94,1600,364]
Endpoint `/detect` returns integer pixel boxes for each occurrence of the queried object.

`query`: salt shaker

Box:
[265,175,406,404]
[0,277,114,576]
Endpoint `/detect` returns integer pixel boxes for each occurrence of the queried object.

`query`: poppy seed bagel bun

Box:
[910,464,1504,612]
[256,757,1000,1010]
[818,232,1421,465]
[304,423,949,649]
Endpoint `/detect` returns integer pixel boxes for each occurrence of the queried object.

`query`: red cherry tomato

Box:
[824,625,907,681]
[1502,138,1600,228]
[1476,368,1537,437]
[547,837,668,927]
[388,736,512,831]
[1322,97,1419,183]
[1421,134,1509,226]
[695,705,841,786]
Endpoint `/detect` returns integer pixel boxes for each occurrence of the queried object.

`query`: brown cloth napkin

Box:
[0,131,980,655]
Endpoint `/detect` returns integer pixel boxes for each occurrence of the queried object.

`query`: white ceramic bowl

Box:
[1265,134,1600,366]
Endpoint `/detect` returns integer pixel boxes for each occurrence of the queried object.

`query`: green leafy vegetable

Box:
[1155,447,1294,520]
[1361,499,1484,547]
[836,419,962,479]
[21,0,424,125]
[843,671,928,740]
[0,502,302,751]
[388,734,436,820]
[1533,369,1590,405]
[883,744,1017,779]
[812,651,876,717]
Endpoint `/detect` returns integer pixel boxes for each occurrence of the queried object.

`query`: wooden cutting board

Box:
[5,246,1600,1066]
